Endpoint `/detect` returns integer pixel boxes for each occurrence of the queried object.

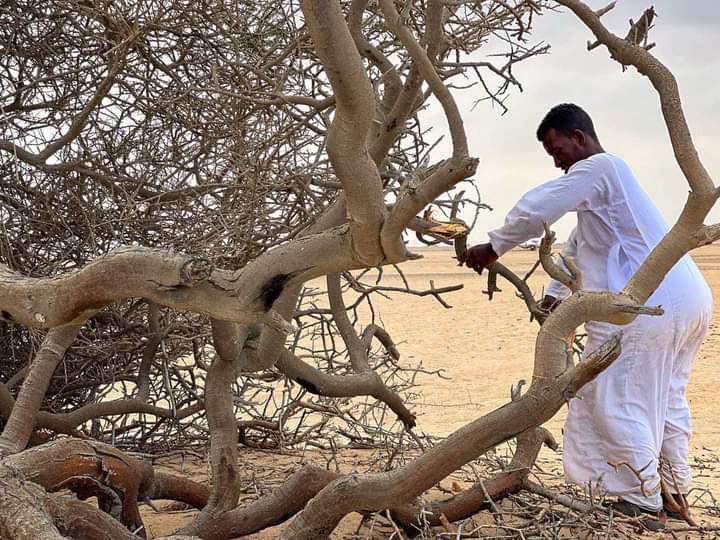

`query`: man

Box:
[462,104,712,528]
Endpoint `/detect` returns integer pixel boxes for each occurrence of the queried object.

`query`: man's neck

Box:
[585,142,605,157]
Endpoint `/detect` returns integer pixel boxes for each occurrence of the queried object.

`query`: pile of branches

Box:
[1,0,718,539]
[1,0,545,451]
[0,1,562,538]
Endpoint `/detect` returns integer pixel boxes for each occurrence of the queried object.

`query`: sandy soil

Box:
[142,245,720,538]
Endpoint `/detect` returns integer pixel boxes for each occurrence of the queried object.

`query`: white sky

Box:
[422,0,720,244]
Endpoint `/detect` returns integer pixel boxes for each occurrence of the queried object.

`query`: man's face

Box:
[542,128,584,173]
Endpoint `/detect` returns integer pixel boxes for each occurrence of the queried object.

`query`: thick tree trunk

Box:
[0,463,68,540]
[0,465,147,540]
[0,438,213,538]
[178,356,241,537]
[0,324,81,455]
[45,495,139,540]
[3,438,153,534]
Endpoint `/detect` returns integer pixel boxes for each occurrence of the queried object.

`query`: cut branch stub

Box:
[180,258,213,285]
[413,208,470,246]
[624,6,656,47]
[588,4,655,52]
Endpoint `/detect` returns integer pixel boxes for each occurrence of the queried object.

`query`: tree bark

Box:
[301,0,387,266]
[391,427,557,534]
[45,495,139,540]
[0,463,68,540]
[3,438,154,534]
[0,230,368,333]
[178,356,241,537]
[276,349,416,428]
[201,465,337,540]
[0,324,81,455]
[149,472,210,510]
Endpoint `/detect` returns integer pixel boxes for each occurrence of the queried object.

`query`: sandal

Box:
[610,499,666,531]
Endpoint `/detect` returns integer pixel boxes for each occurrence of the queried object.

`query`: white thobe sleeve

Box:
[487,158,604,256]
[545,228,577,300]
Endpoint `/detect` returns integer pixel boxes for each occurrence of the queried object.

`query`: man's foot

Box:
[662,492,694,523]
[610,499,666,531]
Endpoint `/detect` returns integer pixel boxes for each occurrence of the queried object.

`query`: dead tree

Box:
[0,0,715,538]
[0,0,552,536]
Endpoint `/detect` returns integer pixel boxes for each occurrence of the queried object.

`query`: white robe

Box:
[488,153,713,510]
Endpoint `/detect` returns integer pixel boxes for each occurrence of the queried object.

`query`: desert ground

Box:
[143,244,720,538]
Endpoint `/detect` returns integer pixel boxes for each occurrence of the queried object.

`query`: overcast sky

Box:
[423,1,720,244]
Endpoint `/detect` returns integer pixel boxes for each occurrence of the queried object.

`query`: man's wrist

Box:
[487,243,499,260]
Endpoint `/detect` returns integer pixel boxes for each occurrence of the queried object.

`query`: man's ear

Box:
[571,129,586,146]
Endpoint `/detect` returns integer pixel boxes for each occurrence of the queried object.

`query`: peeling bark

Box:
[1,438,213,538]
[4,438,153,534]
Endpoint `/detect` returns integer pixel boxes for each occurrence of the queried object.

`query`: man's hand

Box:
[537,294,561,314]
[460,243,499,274]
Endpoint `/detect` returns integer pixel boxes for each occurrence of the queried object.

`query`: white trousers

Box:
[563,281,712,510]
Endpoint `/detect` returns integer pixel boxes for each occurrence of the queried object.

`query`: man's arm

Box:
[463,156,604,274]
[487,157,604,257]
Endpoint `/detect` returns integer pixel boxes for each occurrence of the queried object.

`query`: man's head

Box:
[536,103,603,173]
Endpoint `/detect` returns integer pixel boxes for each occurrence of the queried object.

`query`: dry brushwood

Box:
[0,0,717,539]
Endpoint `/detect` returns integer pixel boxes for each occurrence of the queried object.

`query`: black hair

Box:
[536,103,599,142]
